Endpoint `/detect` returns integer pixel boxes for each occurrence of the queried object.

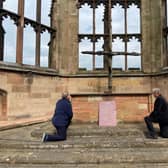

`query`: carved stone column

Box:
[141,0,162,73]
[0,0,4,61]
[51,0,78,74]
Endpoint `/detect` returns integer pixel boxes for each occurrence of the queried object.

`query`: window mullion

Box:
[108,0,112,90]
[16,0,24,64]
[124,0,128,70]
[166,0,168,66]
[93,1,96,70]
[0,0,4,61]
[36,0,41,66]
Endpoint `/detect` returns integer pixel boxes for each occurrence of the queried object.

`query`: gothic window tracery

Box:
[0,0,55,68]
[78,0,141,71]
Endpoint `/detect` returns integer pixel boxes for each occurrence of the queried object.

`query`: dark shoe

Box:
[144,131,158,139]
[148,132,158,139]
[150,134,158,139]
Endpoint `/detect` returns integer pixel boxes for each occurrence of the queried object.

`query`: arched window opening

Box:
[112,37,125,70]
[0,0,55,68]
[3,17,17,63]
[95,37,104,69]
[3,0,18,13]
[127,37,141,70]
[23,25,36,65]
[78,0,141,71]
[79,38,93,70]
[40,31,50,67]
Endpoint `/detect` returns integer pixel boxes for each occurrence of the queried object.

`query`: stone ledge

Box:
[1,62,168,78]
[0,62,146,77]
[0,116,51,131]
[0,61,58,76]
[0,163,167,168]
[71,92,151,97]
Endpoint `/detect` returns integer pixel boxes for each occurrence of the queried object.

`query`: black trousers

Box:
[144,115,168,136]
[144,115,158,135]
[45,126,67,141]
[160,125,168,138]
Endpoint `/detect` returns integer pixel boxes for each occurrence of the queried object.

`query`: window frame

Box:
[0,0,55,68]
[78,0,142,72]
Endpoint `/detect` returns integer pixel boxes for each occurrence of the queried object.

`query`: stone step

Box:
[0,122,150,140]
[0,163,168,168]
[31,123,146,138]
[0,137,168,149]
[1,147,168,164]
[0,123,166,167]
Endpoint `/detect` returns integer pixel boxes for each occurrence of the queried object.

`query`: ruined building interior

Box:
[0,0,168,124]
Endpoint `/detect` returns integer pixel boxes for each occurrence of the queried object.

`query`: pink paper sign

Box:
[99,101,117,127]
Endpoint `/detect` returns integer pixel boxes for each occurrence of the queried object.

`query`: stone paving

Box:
[0,122,168,168]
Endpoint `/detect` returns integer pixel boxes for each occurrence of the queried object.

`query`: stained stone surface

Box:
[0,122,168,168]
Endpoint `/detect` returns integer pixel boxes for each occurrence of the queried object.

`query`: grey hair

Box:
[152,88,161,94]
[62,91,69,98]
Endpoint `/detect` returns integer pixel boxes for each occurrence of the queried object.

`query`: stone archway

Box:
[0,89,7,121]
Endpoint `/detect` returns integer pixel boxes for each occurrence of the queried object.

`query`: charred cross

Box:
[82,51,140,91]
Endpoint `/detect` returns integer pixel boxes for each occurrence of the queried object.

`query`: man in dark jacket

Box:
[144,88,168,139]
[42,91,73,142]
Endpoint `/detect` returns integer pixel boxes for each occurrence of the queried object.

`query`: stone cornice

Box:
[0,61,168,78]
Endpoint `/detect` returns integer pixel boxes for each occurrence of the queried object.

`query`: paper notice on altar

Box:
[99,101,117,127]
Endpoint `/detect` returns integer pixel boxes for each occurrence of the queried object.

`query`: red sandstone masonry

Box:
[72,96,149,123]
[30,93,51,99]
[12,85,30,92]
[7,73,24,85]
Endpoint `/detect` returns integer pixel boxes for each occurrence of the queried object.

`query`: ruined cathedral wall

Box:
[0,70,61,121]
[66,76,152,123]
[0,69,152,123]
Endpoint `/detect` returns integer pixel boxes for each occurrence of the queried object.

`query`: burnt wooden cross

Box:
[82,51,140,91]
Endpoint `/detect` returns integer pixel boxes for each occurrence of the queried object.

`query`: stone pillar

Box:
[0,1,4,61]
[51,0,78,74]
[0,90,7,121]
[150,0,162,72]
[16,0,25,64]
[142,0,162,73]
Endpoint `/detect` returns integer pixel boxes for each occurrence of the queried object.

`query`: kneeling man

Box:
[42,91,73,142]
[144,88,168,139]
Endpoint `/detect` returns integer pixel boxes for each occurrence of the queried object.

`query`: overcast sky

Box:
[3,0,51,67]
[2,1,141,70]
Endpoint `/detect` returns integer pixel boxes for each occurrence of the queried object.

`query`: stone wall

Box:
[72,95,151,123]
[0,67,155,123]
[0,70,59,121]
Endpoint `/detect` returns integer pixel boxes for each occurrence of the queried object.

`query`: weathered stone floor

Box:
[0,122,168,168]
